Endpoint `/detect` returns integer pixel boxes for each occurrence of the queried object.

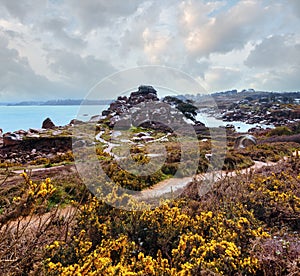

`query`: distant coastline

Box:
[3,99,113,106]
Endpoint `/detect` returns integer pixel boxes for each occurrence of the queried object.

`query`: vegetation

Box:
[0,122,300,275]
[163,96,198,122]
[267,126,292,137]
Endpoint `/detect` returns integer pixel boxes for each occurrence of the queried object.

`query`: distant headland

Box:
[4,99,113,106]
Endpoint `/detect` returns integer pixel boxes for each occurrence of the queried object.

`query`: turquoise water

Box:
[0,105,107,133]
[196,113,273,133]
[0,105,272,134]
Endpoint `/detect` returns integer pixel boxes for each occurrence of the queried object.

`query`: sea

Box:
[0,105,108,133]
[0,105,272,134]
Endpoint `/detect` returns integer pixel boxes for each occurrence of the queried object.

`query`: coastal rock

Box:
[29,128,46,134]
[52,130,63,136]
[69,119,84,125]
[42,118,55,129]
[234,134,257,149]
[26,133,40,138]
[98,85,209,135]
[89,115,104,122]
[73,139,87,148]
[3,133,23,146]
[102,85,159,120]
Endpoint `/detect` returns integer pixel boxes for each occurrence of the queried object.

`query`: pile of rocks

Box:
[0,118,72,164]
[221,104,300,126]
[100,85,208,134]
[102,85,159,117]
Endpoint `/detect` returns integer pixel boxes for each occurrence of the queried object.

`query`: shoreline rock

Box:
[42,117,56,129]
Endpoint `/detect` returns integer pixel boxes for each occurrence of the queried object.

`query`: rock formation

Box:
[42,118,55,129]
[234,134,257,149]
[99,85,208,134]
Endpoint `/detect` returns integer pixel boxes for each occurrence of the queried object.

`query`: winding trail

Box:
[135,160,277,200]
[6,205,77,233]
[137,152,300,199]
[3,150,297,234]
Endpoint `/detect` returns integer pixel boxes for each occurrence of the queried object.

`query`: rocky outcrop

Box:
[3,133,22,147]
[99,85,208,134]
[234,134,257,149]
[0,136,72,164]
[42,118,55,129]
[102,85,159,118]
[0,126,72,165]
[221,102,300,126]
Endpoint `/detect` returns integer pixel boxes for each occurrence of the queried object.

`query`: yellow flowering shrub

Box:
[42,156,300,275]
[247,171,300,228]
[45,197,270,275]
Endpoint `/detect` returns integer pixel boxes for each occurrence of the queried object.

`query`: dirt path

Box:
[137,152,300,200]
[6,205,77,233]
[136,160,277,200]
[12,164,73,175]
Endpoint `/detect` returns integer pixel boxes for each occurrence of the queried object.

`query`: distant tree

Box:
[163,96,198,122]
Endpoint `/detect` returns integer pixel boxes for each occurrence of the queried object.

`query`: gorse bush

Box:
[45,198,271,275]
[43,156,300,276]
[1,142,299,274]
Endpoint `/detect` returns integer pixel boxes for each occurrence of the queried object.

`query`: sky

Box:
[0,0,299,101]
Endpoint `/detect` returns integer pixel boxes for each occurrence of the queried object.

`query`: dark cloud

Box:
[0,36,64,101]
[0,0,47,22]
[41,18,86,49]
[47,49,116,90]
[65,0,141,31]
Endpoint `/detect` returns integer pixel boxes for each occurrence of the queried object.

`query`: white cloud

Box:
[183,0,271,57]
[204,66,242,91]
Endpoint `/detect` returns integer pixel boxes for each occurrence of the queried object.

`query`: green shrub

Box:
[267,126,292,137]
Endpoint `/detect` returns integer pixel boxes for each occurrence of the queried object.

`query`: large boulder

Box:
[3,133,23,147]
[234,134,257,149]
[42,117,55,129]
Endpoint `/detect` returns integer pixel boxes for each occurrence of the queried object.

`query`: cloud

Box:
[0,36,63,101]
[118,1,168,59]
[245,35,300,68]
[243,34,300,91]
[64,0,141,31]
[247,66,300,92]
[0,0,299,101]
[41,18,86,49]
[47,49,116,90]
[204,67,242,91]
[288,0,300,18]
[182,0,272,57]
[0,0,47,22]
